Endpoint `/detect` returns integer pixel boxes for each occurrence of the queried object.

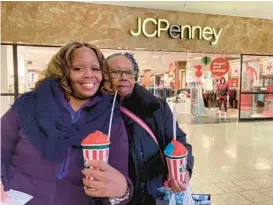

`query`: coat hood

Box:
[122,84,160,115]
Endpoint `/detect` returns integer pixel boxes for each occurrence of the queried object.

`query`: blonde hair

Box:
[36,42,113,98]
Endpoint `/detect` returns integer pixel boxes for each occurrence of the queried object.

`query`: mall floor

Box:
[179,121,273,205]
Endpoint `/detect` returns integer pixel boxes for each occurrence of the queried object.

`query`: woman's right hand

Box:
[82,160,128,198]
[1,183,8,202]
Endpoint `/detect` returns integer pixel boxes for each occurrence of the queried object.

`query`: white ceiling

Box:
[17,46,240,75]
[85,1,273,20]
[17,46,188,74]
[102,49,187,74]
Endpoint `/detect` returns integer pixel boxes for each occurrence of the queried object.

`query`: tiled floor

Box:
[179,121,273,205]
[176,109,239,125]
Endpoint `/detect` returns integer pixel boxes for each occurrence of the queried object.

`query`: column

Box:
[143,69,151,88]
[174,61,187,93]
[174,61,180,93]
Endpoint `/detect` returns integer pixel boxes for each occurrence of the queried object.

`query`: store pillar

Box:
[143,69,151,88]
[174,61,187,93]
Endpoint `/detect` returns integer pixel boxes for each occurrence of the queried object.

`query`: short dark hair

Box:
[106,52,139,81]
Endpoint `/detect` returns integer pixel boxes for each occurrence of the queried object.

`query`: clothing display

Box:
[147,87,173,100]
[204,76,214,92]
[217,77,229,112]
[229,89,238,109]
[257,94,265,102]
[177,88,190,95]
[204,91,216,108]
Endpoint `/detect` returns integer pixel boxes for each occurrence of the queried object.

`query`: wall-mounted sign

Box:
[230,62,240,76]
[263,59,273,73]
[241,94,252,113]
[243,61,259,86]
[266,85,273,99]
[130,18,222,45]
[210,58,229,77]
[228,77,239,87]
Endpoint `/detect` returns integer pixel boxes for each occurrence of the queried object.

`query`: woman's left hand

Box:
[168,170,191,193]
[82,160,127,198]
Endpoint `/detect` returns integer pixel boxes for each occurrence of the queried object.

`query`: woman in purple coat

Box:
[1,42,132,205]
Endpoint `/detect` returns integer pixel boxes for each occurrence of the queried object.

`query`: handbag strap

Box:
[120,106,166,167]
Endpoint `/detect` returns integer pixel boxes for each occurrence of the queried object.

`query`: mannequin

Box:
[204,72,214,92]
[217,77,229,117]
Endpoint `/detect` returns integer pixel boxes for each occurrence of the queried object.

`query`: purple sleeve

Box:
[100,113,134,204]
[1,108,21,189]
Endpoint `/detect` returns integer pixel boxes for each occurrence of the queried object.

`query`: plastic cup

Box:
[82,143,110,166]
[165,150,188,182]
[82,143,110,187]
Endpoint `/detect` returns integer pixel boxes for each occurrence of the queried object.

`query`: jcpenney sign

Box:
[130,18,223,45]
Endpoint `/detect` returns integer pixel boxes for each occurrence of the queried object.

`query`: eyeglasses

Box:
[109,69,137,79]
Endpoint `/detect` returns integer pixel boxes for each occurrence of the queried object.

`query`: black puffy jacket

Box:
[121,84,194,205]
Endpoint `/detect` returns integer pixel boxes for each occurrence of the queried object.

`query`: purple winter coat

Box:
[1,89,132,205]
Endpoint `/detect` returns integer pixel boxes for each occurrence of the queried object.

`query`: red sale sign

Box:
[263,85,273,117]
[228,77,239,87]
[241,94,252,112]
[210,58,230,77]
[266,85,273,99]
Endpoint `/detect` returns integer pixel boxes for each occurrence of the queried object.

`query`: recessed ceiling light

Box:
[135,48,146,50]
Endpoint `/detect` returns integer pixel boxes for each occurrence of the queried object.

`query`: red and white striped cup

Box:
[165,151,188,182]
[82,143,110,185]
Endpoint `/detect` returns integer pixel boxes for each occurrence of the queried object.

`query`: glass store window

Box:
[17,46,60,93]
[1,45,15,117]
[1,44,60,117]
[239,54,273,120]
[1,45,14,93]
[1,96,14,117]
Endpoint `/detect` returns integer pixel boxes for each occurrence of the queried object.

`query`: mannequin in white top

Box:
[204,72,214,92]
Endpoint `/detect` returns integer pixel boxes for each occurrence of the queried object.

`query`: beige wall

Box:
[1,1,273,54]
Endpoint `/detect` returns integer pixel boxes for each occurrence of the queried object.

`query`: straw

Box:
[173,103,176,140]
[107,90,118,141]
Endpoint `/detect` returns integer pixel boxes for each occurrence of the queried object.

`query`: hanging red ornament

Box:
[194,64,203,77]
[196,70,202,77]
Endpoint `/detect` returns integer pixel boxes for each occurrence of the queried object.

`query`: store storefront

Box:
[1,1,273,122]
[181,53,273,121]
[239,54,273,120]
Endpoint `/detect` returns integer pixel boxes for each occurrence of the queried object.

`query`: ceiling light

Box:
[135,48,146,50]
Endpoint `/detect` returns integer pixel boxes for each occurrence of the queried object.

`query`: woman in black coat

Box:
[106,53,194,205]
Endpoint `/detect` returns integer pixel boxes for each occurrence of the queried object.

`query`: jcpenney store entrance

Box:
[2,43,272,124]
[2,1,273,124]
